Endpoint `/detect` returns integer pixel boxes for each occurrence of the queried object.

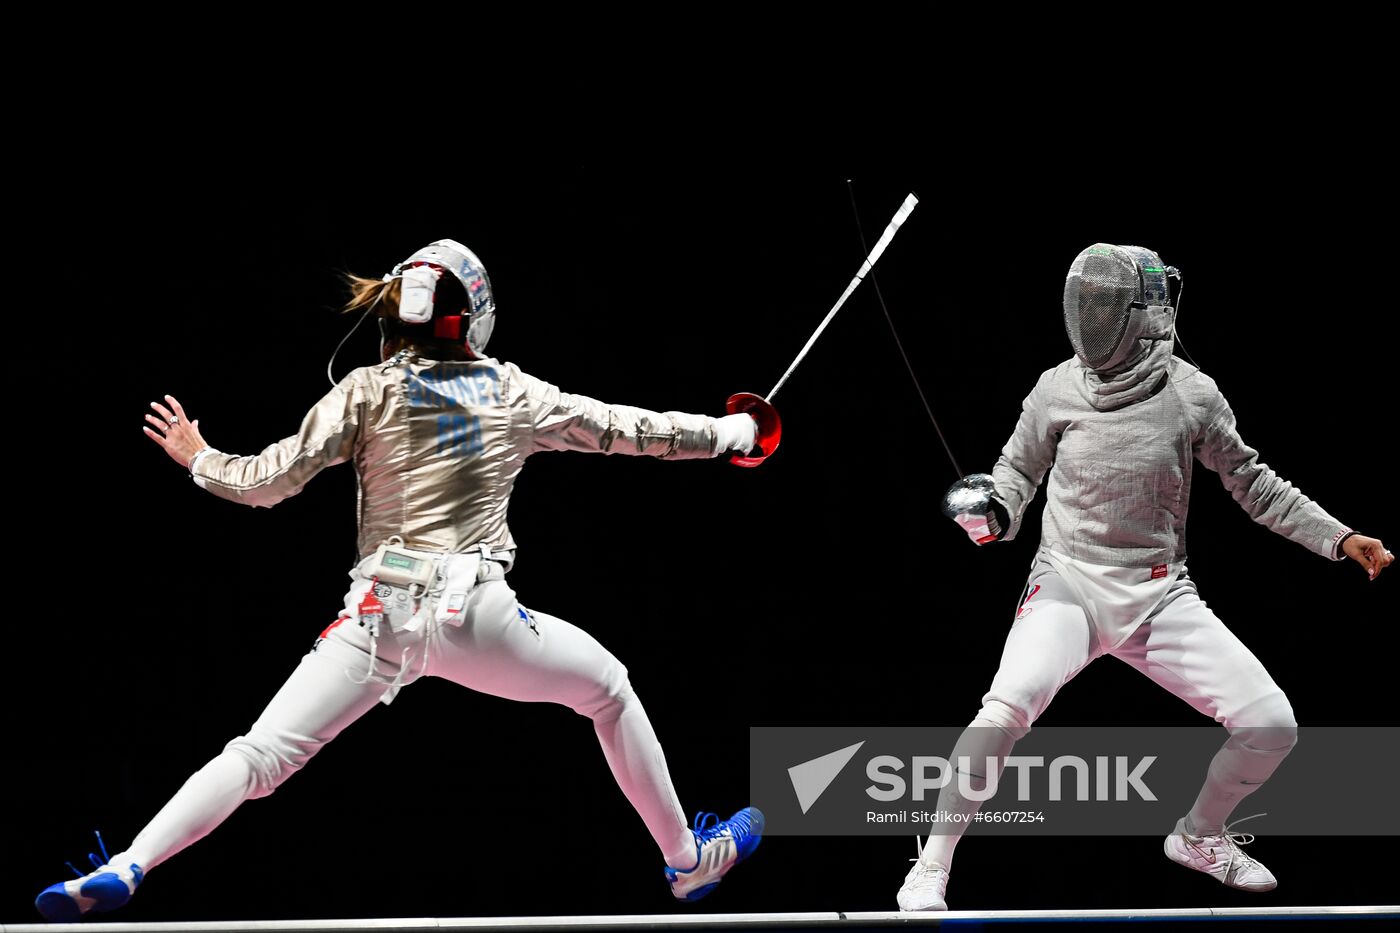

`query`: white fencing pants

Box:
[114,570,695,872]
[920,557,1298,869]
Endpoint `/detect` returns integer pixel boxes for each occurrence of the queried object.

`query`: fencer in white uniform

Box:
[36,240,766,922]
[897,243,1393,911]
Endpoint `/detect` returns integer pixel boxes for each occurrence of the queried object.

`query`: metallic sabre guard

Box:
[941,473,997,519]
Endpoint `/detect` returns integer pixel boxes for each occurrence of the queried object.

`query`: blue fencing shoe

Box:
[665,807,764,902]
[35,831,143,922]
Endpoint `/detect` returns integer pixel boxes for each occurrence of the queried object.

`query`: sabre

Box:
[727,192,920,467]
[770,192,918,401]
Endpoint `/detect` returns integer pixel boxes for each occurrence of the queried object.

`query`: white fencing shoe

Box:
[1164,816,1277,892]
[896,838,949,911]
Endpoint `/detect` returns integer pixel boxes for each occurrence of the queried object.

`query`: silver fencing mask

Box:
[1063,244,1174,373]
[384,239,496,359]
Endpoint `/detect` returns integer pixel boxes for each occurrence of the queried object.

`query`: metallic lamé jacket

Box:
[992,355,1350,569]
[191,353,724,558]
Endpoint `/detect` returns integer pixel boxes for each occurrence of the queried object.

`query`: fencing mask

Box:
[1063,244,1175,373]
[384,239,496,359]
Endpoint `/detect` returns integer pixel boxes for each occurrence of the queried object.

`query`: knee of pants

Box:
[1226,691,1299,755]
[973,697,1033,742]
[571,663,634,725]
[223,727,322,799]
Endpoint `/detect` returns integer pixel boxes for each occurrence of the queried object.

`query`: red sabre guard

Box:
[725,392,782,468]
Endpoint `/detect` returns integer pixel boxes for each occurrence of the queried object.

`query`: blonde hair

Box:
[342,274,400,318]
[341,273,472,361]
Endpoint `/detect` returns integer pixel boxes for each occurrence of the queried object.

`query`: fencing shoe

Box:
[897,837,949,911]
[36,832,144,921]
[665,807,764,902]
[1164,816,1277,892]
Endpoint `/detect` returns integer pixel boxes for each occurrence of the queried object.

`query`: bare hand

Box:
[142,395,211,470]
[1342,534,1394,581]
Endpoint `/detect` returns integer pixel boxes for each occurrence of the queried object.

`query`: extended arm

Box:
[1194,392,1354,560]
[516,366,754,460]
[144,378,364,508]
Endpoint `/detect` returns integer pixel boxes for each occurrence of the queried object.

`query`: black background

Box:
[4,122,1396,923]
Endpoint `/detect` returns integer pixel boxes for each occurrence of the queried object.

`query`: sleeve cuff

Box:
[188,447,218,488]
[1331,527,1356,561]
[991,494,1018,542]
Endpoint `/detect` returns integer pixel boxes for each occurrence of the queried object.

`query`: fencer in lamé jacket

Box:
[191,351,725,560]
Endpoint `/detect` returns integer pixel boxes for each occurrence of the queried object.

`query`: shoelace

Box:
[692,812,731,844]
[907,837,944,868]
[1187,813,1266,873]
[63,830,112,879]
[907,837,944,871]
[905,837,947,887]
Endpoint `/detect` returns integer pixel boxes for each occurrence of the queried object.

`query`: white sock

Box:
[918,717,1018,871]
[665,831,699,871]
